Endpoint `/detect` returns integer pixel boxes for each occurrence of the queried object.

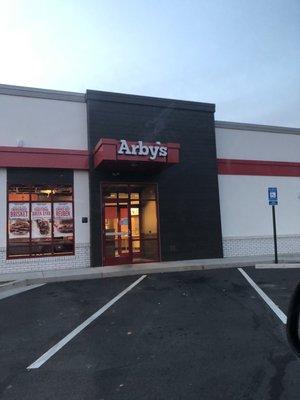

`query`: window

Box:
[7,184,74,258]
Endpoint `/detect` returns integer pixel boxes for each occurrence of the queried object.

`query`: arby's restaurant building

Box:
[1,84,300,273]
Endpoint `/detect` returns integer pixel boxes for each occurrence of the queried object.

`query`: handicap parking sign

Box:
[268,187,278,205]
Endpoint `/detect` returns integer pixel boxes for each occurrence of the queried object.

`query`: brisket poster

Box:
[53,203,73,238]
[8,203,30,239]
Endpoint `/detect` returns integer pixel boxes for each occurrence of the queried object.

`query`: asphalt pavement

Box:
[0,267,299,400]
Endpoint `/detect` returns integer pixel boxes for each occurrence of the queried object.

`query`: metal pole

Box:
[272,205,278,264]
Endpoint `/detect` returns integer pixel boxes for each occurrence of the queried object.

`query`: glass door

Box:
[102,184,160,266]
[103,201,132,265]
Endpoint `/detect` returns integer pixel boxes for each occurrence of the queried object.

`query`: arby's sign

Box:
[93,138,180,169]
[117,140,168,160]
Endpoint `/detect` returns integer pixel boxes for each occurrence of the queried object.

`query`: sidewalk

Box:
[1,253,300,288]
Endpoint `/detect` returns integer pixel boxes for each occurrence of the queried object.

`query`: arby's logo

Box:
[117,140,168,160]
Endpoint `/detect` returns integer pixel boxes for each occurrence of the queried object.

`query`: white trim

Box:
[215,120,300,135]
[0,83,85,103]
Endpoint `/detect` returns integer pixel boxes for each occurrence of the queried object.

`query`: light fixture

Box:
[40,189,52,197]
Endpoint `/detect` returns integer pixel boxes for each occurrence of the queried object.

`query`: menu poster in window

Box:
[31,203,52,239]
[8,203,30,239]
[53,203,73,238]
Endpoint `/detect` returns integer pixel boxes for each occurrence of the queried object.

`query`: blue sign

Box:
[268,187,278,205]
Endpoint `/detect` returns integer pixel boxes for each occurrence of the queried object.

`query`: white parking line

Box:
[27,274,147,370]
[238,268,287,324]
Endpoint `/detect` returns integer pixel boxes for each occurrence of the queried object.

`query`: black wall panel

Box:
[86,90,223,266]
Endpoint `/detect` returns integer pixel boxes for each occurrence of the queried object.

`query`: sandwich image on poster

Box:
[31,203,52,238]
[8,203,30,239]
[53,202,73,238]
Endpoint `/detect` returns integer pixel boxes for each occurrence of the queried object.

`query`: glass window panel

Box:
[132,240,140,253]
[141,200,157,238]
[105,202,117,206]
[131,213,140,239]
[104,192,117,200]
[105,238,117,258]
[7,184,74,258]
[52,186,73,201]
[8,185,30,201]
[140,186,156,200]
[33,186,53,201]
[7,242,31,257]
[118,192,129,199]
[53,240,74,254]
[31,242,53,256]
[8,193,30,201]
[141,240,159,261]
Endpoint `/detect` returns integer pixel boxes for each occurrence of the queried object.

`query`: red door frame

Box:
[101,182,161,266]
[102,200,132,266]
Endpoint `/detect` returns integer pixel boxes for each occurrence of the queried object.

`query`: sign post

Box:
[268,187,278,264]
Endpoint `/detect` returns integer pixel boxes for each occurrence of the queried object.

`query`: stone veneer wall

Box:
[0,243,90,273]
[223,235,300,257]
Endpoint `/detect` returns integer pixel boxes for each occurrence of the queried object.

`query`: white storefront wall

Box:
[216,123,300,257]
[216,126,300,162]
[0,88,90,273]
[0,93,87,150]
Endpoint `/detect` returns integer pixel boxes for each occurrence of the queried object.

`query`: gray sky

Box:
[1,0,299,127]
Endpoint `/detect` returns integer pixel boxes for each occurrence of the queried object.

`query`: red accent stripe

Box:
[0,146,89,170]
[218,159,300,177]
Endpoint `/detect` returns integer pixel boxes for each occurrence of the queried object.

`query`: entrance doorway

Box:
[102,183,160,265]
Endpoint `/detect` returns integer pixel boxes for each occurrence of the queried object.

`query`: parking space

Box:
[245,267,300,315]
[0,267,300,400]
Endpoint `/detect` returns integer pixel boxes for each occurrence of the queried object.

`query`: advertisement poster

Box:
[8,203,30,239]
[31,203,52,239]
[53,203,73,238]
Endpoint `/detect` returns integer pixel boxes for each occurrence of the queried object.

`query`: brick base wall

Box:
[0,243,90,273]
[223,235,300,257]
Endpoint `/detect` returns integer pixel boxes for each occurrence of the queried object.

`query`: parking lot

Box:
[0,267,300,400]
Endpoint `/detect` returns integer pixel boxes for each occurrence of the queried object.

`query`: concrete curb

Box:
[1,254,300,287]
[256,263,300,269]
[7,262,246,286]
[0,279,28,293]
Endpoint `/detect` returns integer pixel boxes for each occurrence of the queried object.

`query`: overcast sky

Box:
[0,0,299,127]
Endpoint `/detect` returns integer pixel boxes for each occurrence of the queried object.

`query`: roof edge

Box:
[0,83,86,103]
[86,89,215,112]
[215,120,300,135]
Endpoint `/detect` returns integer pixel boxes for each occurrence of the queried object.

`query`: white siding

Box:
[0,94,87,150]
[216,127,300,162]
[74,170,90,244]
[218,175,300,238]
[219,175,300,256]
